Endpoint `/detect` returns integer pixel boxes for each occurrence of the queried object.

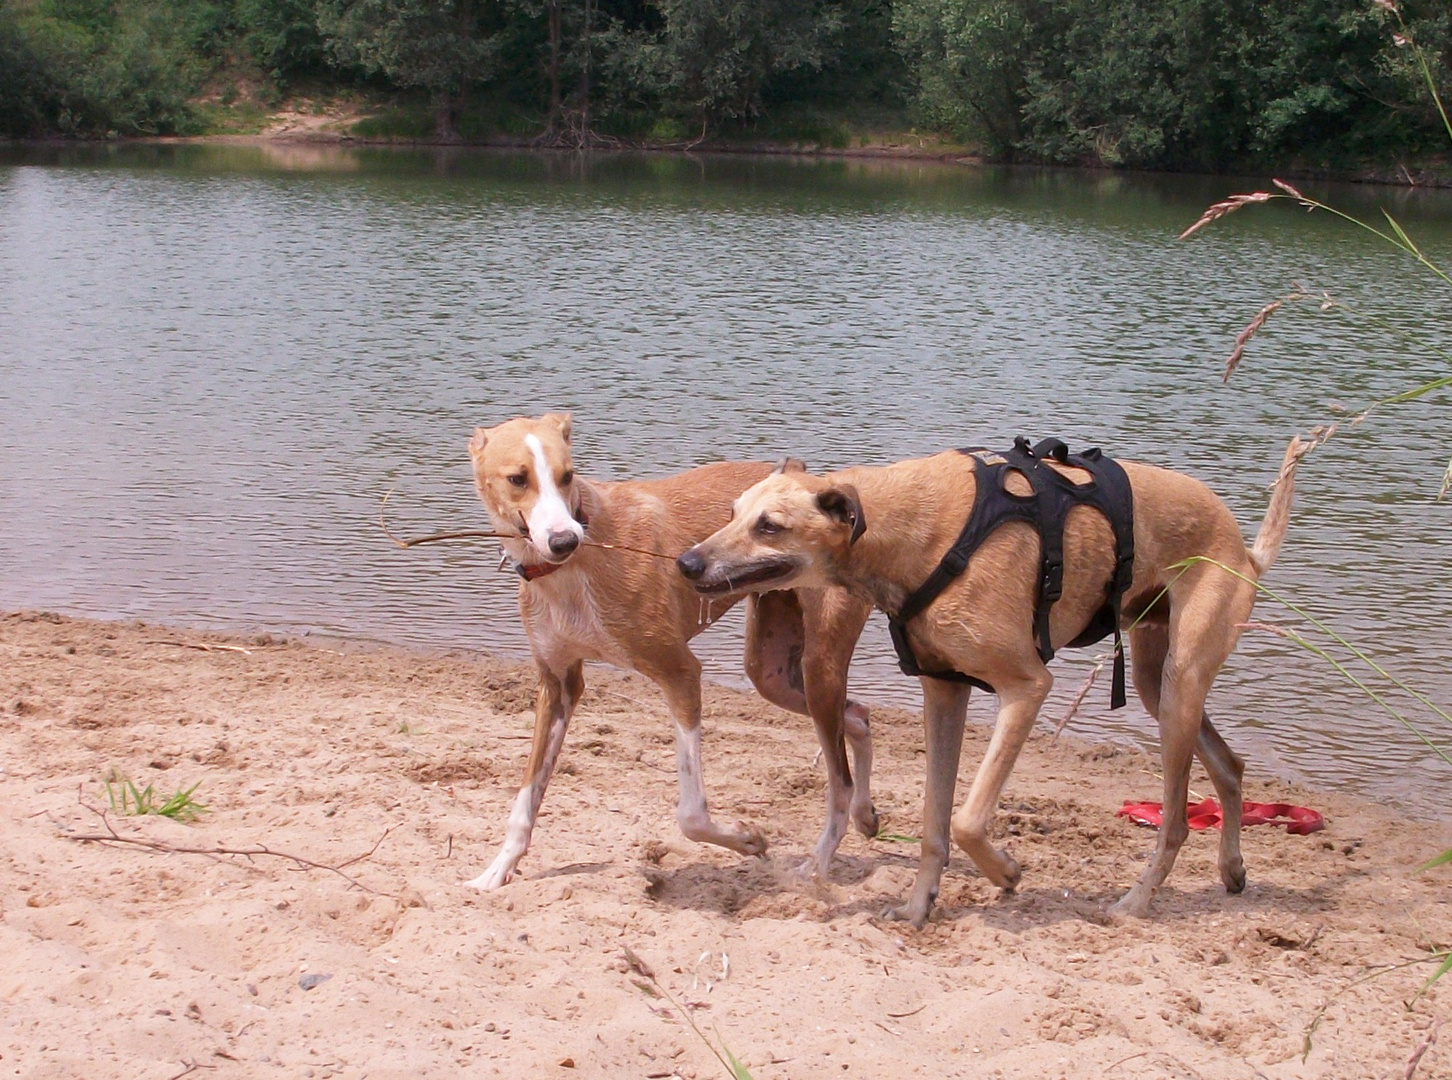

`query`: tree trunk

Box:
[578,0,591,138]
[546,0,562,132]
[434,89,461,142]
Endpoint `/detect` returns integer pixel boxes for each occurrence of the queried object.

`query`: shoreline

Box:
[2,609,1448,1078]
[8,129,1452,189]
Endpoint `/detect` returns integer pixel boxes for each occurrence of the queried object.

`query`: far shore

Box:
[9,123,1452,189]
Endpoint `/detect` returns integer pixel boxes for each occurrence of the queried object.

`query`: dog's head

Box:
[676,459,865,594]
[468,412,585,565]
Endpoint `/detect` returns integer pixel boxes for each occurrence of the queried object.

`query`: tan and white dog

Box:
[464,413,877,890]
[678,439,1305,924]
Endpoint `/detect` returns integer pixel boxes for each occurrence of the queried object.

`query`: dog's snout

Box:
[548,530,580,557]
[676,548,706,580]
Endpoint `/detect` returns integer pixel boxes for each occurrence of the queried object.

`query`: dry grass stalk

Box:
[1237,621,1293,639]
[68,787,396,895]
[1054,657,1104,736]
[1272,178,1306,200]
[1178,191,1272,240]
[1224,299,1284,382]
[1439,457,1452,502]
[1405,1021,1439,1080]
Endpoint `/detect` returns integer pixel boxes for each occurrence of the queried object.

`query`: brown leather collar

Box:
[515,559,565,581]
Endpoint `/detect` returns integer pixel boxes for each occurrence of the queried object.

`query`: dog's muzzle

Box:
[677,551,796,594]
[547,529,581,558]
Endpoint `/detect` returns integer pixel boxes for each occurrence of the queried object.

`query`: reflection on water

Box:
[1,144,1448,817]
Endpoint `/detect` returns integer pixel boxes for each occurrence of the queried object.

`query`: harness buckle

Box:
[939,548,971,577]
[1041,557,1064,602]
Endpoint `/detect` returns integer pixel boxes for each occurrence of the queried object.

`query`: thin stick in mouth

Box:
[379,489,679,560]
[379,488,513,548]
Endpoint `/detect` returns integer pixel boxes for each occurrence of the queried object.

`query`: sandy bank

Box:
[0,611,1447,1079]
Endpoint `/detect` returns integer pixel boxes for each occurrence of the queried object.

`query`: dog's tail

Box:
[1248,435,1310,577]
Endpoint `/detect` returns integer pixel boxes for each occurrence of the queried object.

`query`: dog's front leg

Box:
[466,660,584,890]
[949,670,1053,891]
[885,678,970,928]
[747,589,873,877]
[650,651,767,857]
[805,590,878,842]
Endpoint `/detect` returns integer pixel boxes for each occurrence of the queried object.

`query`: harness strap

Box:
[887,437,1135,710]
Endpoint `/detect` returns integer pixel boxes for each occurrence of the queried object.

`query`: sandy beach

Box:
[1,609,1448,1079]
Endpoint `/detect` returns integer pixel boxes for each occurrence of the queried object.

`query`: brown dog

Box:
[463,414,876,890]
[678,439,1305,924]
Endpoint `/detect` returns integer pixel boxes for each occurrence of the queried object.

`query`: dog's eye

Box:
[755,515,783,536]
[560,470,574,486]
[507,473,528,488]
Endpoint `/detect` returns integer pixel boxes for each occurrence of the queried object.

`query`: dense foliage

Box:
[896,0,1452,168]
[0,0,1448,170]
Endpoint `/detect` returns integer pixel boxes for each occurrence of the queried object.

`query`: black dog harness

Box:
[887,437,1136,709]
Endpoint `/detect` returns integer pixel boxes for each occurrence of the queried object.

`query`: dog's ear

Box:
[774,456,808,474]
[468,427,488,461]
[542,412,573,443]
[816,485,866,544]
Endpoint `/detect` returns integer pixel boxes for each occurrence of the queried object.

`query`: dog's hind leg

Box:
[467,660,584,890]
[1196,716,1246,893]
[884,678,971,928]
[1114,574,1249,917]
[1129,623,1247,896]
[647,648,768,857]
[948,667,1054,892]
[745,590,874,877]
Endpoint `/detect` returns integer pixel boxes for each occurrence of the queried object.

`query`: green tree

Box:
[651,0,844,131]
[893,0,1452,168]
[319,0,505,138]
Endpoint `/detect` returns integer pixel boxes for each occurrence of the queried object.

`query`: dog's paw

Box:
[465,857,517,892]
[882,901,930,929]
[852,802,880,839]
[1107,890,1153,920]
[736,823,768,858]
[464,872,508,892]
[1221,859,1247,894]
[792,856,826,882]
[996,854,1023,892]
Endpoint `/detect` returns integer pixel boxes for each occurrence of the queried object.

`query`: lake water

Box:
[1,142,1448,817]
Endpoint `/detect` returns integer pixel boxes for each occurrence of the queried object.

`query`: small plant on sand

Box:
[105,778,209,823]
[622,946,753,1080]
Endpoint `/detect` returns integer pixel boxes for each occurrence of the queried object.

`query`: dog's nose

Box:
[548,530,580,557]
[676,549,706,580]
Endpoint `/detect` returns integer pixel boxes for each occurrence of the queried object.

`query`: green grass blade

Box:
[721,1040,755,1080]
[1412,951,1452,1004]
[1375,372,1452,406]
[1380,208,1422,257]
[1415,848,1452,874]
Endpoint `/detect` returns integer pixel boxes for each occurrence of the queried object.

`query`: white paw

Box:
[792,856,827,882]
[465,856,517,891]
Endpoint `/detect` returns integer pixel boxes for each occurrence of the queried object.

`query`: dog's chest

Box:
[519,572,627,670]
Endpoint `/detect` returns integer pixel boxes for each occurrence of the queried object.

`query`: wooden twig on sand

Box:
[66,790,396,896]
[146,640,253,655]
